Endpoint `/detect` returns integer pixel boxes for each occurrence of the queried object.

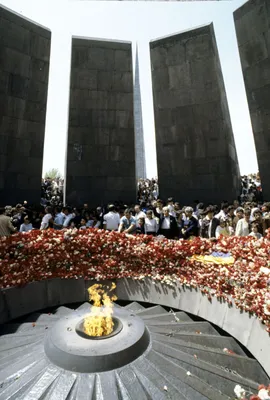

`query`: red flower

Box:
[0,228,270,331]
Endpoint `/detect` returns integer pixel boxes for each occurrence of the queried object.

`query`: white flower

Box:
[258,388,270,399]
[234,385,246,399]
[260,267,270,275]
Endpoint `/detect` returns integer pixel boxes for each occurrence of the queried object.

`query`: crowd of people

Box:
[0,173,269,241]
[41,178,64,208]
[137,178,159,207]
[240,173,262,202]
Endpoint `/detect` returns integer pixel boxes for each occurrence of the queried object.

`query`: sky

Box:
[2,0,258,178]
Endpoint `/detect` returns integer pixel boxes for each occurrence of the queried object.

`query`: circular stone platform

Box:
[0,277,269,377]
[44,307,150,373]
[0,300,269,399]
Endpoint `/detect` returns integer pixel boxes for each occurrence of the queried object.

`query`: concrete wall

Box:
[234,0,270,200]
[0,6,50,206]
[66,37,136,207]
[151,24,240,205]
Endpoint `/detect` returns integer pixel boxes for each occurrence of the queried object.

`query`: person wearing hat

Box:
[200,206,219,239]
[180,207,198,240]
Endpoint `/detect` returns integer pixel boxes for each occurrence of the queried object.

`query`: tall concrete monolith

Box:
[66,37,136,206]
[150,24,240,204]
[234,0,270,199]
[0,5,51,205]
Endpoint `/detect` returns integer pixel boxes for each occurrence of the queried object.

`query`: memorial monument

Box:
[234,0,270,200]
[151,24,241,204]
[0,5,51,205]
[66,37,136,206]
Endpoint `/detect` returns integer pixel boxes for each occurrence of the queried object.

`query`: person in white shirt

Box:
[103,205,120,231]
[20,216,33,233]
[214,203,228,220]
[134,205,146,227]
[144,210,158,235]
[250,207,260,222]
[154,200,164,220]
[215,218,230,238]
[235,209,251,237]
[167,197,176,217]
[40,207,53,230]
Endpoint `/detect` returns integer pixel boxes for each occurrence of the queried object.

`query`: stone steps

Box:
[0,300,267,399]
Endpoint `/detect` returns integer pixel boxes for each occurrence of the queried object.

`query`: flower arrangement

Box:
[234,384,270,399]
[0,228,270,330]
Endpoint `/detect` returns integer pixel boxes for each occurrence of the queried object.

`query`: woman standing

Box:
[144,210,158,236]
[235,209,251,237]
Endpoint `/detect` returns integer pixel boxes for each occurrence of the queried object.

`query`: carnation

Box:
[0,229,270,330]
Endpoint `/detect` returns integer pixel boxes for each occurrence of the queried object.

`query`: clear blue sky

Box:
[3,0,257,177]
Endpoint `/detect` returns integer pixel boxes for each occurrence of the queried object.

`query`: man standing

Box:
[180,207,198,239]
[53,206,65,230]
[103,205,120,231]
[167,198,176,217]
[40,207,53,230]
[200,206,219,239]
[0,208,16,237]
[158,207,178,239]
[134,205,146,227]
[62,207,74,228]
[215,203,228,220]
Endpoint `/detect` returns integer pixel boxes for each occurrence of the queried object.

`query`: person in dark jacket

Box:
[180,207,198,239]
[158,207,178,239]
[200,206,220,239]
[136,217,145,235]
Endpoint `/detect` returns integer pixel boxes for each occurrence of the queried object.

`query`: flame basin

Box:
[44,307,150,373]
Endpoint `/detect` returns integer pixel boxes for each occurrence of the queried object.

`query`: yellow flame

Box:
[83,283,117,337]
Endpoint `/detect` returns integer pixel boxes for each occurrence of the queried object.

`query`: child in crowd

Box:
[249,222,262,239]
[19,216,33,233]
[215,218,230,238]
[136,217,145,235]
[79,218,87,230]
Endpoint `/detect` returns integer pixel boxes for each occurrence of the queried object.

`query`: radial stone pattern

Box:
[0,302,268,400]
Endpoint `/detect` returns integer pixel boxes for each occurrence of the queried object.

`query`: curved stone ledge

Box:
[0,277,269,376]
